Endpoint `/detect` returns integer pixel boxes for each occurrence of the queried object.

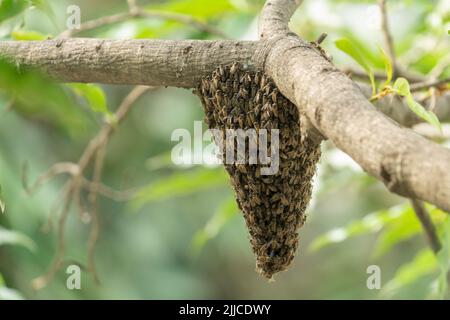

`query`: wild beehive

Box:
[195,63,321,279]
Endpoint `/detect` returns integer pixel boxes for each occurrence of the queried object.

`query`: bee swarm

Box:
[195,63,321,279]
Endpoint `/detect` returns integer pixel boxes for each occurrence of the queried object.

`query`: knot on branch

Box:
[195,62,321,279]
[380,151,410,197]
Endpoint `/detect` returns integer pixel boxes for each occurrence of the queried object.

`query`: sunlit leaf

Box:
[375,203,450,257]
[379,47,393,87]
[339,31,384,68]
[393,77,442,130]
[0,0,29,22]
[147,0,235,20]
[335,38,376,95]
[11,29,47,40]
[393,77,411,96]
[373,205,420,257]
[0,226,36,251]
[69,83,109,115]
[191,196,238,254]
[405,96,441,131]
[382,249,437,296]
[133,168,228,209]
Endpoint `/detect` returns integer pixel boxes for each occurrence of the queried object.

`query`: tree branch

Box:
[344,67,426,84]
[410,78,450,92]
[410,199,442,254]
[0,39,260,88]
[259,0,450,212]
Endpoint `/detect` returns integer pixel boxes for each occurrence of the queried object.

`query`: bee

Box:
[260,74,266,88]
[218,65,225,77]
[230,62,239,76]
[214,90,223,105]
[271,90,278,103]
[237,88,248,100]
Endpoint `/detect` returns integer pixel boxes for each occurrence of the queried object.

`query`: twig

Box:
[315,33,327,45]
[413,123,450,142]
[81,178,137,201]
[378,0,398,76]
[32,182,74,291]
[410,78,450,92]
[410,199,442,254]
[344,68,425,83]
[22,162,79,195]
[58,6,228,39]
[87,143,107,285]
[29,86,152,289]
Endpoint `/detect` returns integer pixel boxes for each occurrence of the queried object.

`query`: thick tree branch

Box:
[259,0,450,212]
[259,0,302,39]
[0,39,260,87]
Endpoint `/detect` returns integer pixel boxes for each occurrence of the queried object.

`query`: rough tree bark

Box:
[0,0,449,212]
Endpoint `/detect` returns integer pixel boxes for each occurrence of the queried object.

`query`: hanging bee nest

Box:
[195,62,321,279]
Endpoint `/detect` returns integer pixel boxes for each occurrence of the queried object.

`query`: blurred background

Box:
[0,0,449,299]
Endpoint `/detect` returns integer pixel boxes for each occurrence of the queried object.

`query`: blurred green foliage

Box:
[0,0,449,300]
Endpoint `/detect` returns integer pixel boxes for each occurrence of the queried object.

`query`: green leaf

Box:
[147,0,235,20]
[309,204,408,252]
[0,185,5,214]
[374,204,447,258]
[0,0,29,22]
[335,38,376,95]
[133,168,228,209]
[436,217,450,299]
[405,96,442,131]
[382,249,437,296]
[393,77,442,131]
[30,0,57,27]
[69,83,109,114]
[379,47,393,87]
[0,59,90,137]
[0,274,24,300]
[145,152,175,171]
[373,205,421,257]
[393,77,411,96]
[11,29,47,40]
[191,196,238,254]
[0,226,36,251]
